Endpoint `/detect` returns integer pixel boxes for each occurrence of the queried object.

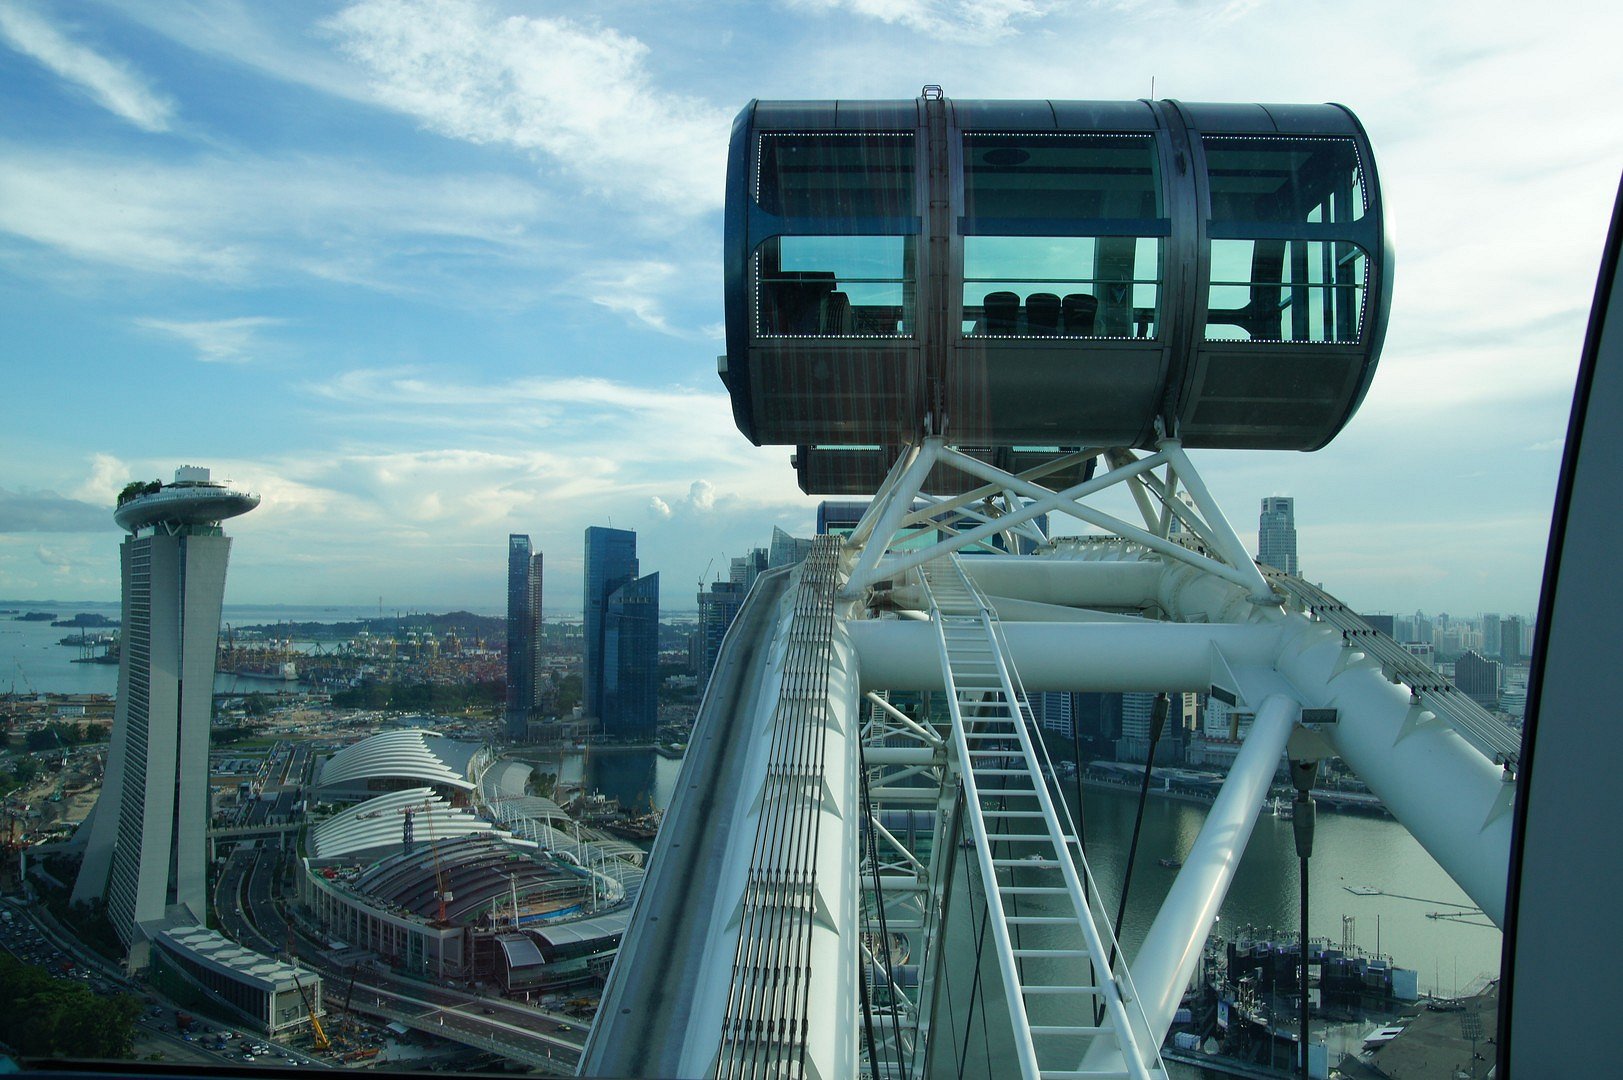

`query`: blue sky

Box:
[0,0,1617,615]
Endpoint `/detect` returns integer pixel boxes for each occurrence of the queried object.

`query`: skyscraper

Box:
[1032,691,1074,740]
[1501,615,1527,664]
[530,551,545,703]
[730,547,768,592]
[1454,650,1503,710]
[698,579,746,683]
[583,526,640,722]
[768,526,813,569]
[506,535,543,740]
[1258,496,1298,575]
[603,571,660,740]
[73,467,258,967]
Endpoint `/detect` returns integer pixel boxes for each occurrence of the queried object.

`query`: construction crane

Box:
[422,797,453,925]
[292,969,329,1053]
[285,929,330,1053]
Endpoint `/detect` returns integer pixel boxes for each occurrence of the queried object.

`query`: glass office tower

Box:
[506,535,542,740]
[583,526,640,723]
[603,571,660,740]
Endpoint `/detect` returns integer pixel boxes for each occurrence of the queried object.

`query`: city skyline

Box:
[3,2,1620,617]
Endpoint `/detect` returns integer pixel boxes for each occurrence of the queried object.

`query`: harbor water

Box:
[0,602,384,697]
[553,745,1498,996]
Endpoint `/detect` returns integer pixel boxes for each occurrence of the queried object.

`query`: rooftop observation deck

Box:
[113,474,260,533]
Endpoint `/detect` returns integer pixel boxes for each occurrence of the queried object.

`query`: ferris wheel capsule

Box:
[720,93,1392,492]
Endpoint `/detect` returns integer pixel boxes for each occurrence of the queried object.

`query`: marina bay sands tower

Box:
[72,467,259,967]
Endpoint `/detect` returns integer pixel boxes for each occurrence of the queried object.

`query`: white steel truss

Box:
[841,436,1278,605]
[855,687,952,1080]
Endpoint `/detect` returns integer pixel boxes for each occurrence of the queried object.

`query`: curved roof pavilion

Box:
[310,786,505,863]
[316,729,486,801]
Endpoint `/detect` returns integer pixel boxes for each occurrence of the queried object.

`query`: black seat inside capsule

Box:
[1062,293,1097,336]
[1026,293,1060,335]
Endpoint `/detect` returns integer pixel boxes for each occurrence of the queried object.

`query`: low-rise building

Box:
[152,926,322,1037]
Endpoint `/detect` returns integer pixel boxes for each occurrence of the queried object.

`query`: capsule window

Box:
[1206,239,1367,342]
[1203,136,1365,224]
[962,236,1161,339]
[755,134,914,219]
[961,134,1164,339]
[754,235,914,337]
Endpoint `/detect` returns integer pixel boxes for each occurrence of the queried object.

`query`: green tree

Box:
[0,953,139,1059]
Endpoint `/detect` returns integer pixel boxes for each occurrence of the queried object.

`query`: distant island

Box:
[51,613,119,629]
[231,609,505,641]
[15,612,57,622]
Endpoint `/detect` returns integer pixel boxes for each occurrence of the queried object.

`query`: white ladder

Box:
[920,556,1165,1080]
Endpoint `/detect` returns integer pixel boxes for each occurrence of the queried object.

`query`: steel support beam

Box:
[1114,694,1299,1060]
[849,620,1280,692]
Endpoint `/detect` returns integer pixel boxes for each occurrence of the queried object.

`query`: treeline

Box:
[0,952,140,1060]
[331,680,505,711]
[24,722,98,752]
[0,758,41,794]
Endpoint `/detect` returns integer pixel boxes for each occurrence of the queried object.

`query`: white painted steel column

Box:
[1150,559,1514,925]
[1274,632,1514,925]
[843,441,941,597]
[1157,440,1276,603]
[953,557,1164,608]
[847,444,921,550]
[849,620,1281,691]
[1114,693,1298,1061]
[864,746,938,766]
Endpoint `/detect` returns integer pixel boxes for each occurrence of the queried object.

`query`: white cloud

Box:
[323,0,732,216]
[35,545,67,567]
[71,453,132,506]
[687,480,717,513]
[302,369,754,468]
[577,261,681,335]
[0,145,553,288]
[785,0,1055,41]
[0,4,175,132]
[135,316,284,364]
[648,496,672,519]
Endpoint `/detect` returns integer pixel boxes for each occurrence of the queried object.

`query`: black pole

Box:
[1299,850,1310,1079]
[1103,692,1169,1022]
[1071,717,1088,903]
[1290,758,1319,1080]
